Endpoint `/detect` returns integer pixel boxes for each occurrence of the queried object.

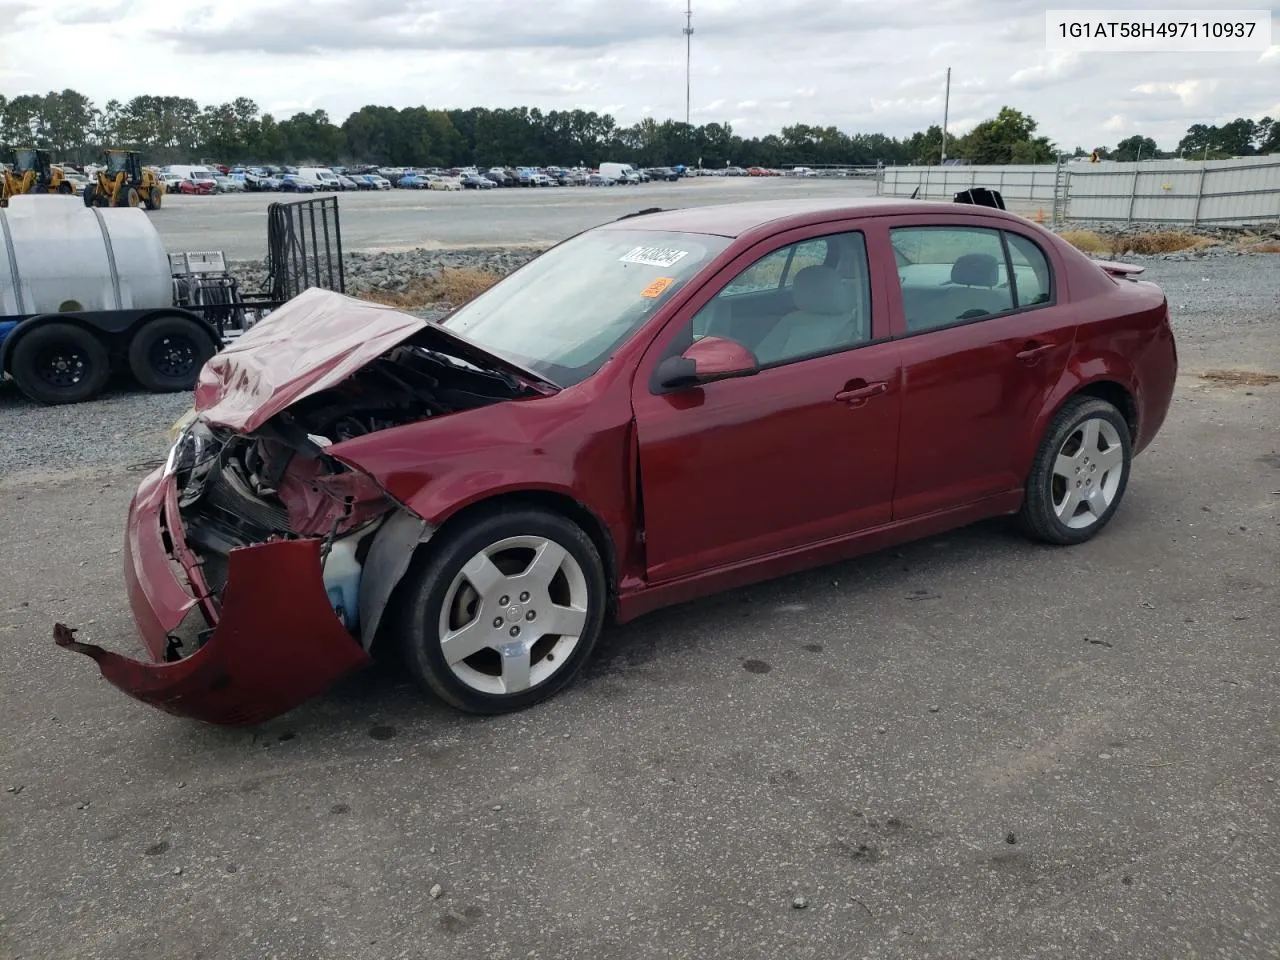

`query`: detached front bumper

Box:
[56,467,370,726]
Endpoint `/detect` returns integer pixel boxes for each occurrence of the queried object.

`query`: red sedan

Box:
[57,197,1177,724]
[177,177,216,195]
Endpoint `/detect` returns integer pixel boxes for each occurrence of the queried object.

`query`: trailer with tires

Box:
[0,193,344,404]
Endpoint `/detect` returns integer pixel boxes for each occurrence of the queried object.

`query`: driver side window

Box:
[688,231,872,368]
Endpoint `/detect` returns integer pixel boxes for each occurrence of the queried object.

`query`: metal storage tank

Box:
[0,195,171,316]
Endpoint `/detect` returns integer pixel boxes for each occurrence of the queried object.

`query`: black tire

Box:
[147,187,162,210]
[10,322,111,405]
[57,182,73,195]
[126,187,141,208]
[126,316,217,392]
[1018,396,1133,546]
[83,186,96,207]
[396,506,608,715]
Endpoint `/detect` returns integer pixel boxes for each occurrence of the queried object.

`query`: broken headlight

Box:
[164,421,220,504]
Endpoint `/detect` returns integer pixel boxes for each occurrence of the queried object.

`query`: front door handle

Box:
[1016,341,1056,362]
[834,380,888,406]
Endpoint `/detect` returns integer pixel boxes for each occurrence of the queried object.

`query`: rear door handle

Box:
[1016,341,1056,361]
[834,381,888,405]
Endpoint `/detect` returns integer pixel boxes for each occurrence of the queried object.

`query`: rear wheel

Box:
[83,186,95,207]
[397,507,607,714]
[146,187,162,210]
[125,187,141,207]
[57,182,72,195]
[10,322,111,405]
[126,315,217,392]
[1018,396,1132,545]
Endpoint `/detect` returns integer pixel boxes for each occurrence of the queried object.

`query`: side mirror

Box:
[656,336,759,390]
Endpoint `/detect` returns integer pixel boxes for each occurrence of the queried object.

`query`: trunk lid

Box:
[194,287,556,432]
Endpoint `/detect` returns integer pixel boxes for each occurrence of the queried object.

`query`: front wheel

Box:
[397,507,607,714]
[1018,396,1132,545]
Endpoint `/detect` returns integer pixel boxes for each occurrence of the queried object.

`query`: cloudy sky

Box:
[2,0,1277,150]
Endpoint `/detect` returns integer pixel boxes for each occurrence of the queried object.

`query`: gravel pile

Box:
[229,247,547,300]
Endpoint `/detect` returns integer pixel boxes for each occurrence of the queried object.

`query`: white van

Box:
[298,166,343,190]
[165,164,217,183]
[599,162,640,184]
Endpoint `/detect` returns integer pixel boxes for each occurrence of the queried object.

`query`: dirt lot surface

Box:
[1,256,1277,960]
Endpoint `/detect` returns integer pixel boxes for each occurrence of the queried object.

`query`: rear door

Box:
[632,223,903,582]
[886,217,1077,519]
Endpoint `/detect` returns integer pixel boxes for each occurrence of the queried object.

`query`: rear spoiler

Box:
[1092,259,1145,278]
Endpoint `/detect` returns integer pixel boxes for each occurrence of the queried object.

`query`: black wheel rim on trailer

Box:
[35,343,91,389]
[149,333,199,379]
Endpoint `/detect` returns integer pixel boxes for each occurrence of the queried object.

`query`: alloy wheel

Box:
[1051,417,1125,529]
[437,535,590,695]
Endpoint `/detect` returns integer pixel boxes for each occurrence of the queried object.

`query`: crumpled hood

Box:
[194,287,554,433]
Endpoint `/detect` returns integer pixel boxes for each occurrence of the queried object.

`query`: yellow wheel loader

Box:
[84,150,165,210]
[1,149,73,206]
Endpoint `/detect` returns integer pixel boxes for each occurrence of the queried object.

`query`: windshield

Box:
[441,229,731,387]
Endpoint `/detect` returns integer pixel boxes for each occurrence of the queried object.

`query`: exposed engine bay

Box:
[165,338,537,636]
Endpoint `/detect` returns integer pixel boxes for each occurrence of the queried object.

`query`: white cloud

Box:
[0,0,1275,152]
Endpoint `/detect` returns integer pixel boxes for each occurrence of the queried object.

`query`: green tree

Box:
[1112,135,1158,161]
[956,106,1055,164]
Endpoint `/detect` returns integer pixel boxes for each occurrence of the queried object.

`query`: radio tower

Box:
[683,0,694,126]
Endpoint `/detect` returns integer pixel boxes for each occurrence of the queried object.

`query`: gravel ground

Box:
[1,250,1276,482]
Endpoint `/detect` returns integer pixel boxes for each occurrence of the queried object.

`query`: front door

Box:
[632,226,904,583]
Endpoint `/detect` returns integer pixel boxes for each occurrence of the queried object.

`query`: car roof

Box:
[596,197,1026,238]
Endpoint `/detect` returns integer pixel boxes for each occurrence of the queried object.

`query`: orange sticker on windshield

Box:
[641,277,675,298]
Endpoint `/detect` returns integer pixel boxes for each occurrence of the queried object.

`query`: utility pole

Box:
[940,67,951,164]
[683,0,694,127]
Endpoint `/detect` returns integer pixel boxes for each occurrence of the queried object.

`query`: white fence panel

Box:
[878,165,1059,205]
[880,157,1280,227]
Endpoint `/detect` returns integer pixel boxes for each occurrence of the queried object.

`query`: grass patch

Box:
[1058,229,1110,254]
[1240,240,1280,254]
[1199,369,1280,387]
[1115,231,1220,255]
[360,267,499,309]
[1058,229,1222,256]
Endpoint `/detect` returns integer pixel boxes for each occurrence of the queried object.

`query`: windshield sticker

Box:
[620,246,690,268]
[641,277,676,298]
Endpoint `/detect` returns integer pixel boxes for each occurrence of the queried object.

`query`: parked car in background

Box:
[486,168,514,186]
[587,173,616,186]
[461,172,495,189]
[298,167,343,190]
[425,174,462,191]
[360,174,392,190]
[397,173,430,189]
[278,174,316,193]
[336,174,362,190]
[214,175,245,193]
[244,172,282,191]
[177,177,217,195]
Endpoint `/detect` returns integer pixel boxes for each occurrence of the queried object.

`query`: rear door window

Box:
[891,226,1014,332]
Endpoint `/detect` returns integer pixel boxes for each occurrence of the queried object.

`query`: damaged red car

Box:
[58,197,1178,724]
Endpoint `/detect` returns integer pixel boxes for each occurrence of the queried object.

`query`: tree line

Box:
[1,89,1275,169]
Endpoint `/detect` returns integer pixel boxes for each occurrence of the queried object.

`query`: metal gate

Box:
[266,196,346,302]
